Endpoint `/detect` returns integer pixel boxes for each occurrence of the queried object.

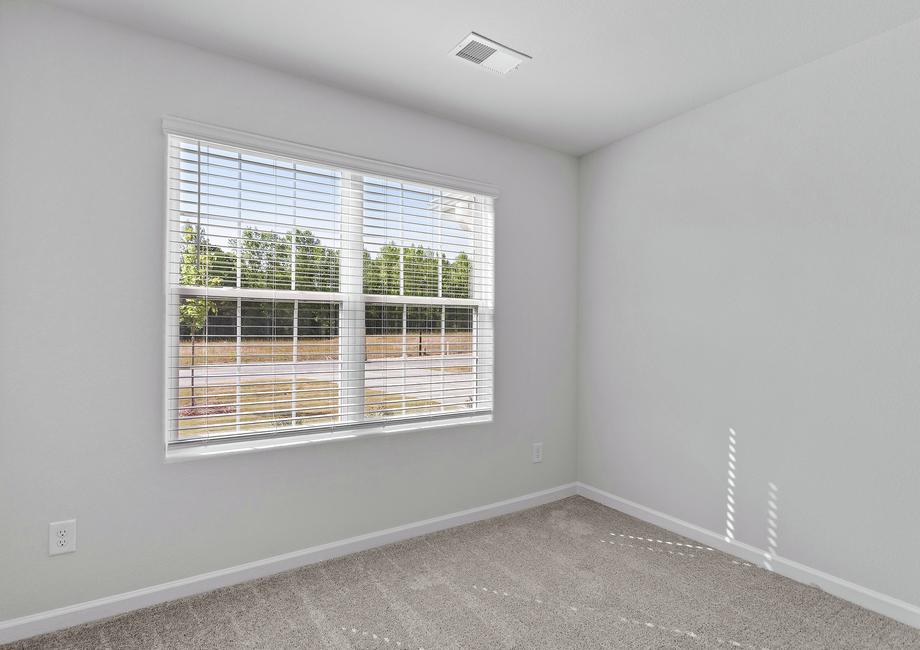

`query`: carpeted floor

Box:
[6,496,920,649]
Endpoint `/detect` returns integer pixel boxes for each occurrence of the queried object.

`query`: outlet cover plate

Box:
[49,519,76,555]
[532,442,544,463]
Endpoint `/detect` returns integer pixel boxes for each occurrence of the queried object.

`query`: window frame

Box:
[162,117,497,460]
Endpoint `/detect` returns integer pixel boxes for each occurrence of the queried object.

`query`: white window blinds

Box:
[166,130,494,449]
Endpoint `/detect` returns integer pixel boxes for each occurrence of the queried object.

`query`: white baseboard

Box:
[576,482,920,630]
[0,482,577,644]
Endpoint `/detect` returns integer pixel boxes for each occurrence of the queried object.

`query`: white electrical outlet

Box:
[532,442,544,463]
[49,519,76,556]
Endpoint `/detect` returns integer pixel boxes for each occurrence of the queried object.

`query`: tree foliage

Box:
[178,225,223,336]
[178,223,471,339]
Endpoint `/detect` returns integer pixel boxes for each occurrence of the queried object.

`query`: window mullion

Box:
[437,195,445,410]
[235,181,242,433]
[290,215,298,426]
[339,172,365,424]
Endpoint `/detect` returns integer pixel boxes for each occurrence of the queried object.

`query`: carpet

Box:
[5,496,919,649]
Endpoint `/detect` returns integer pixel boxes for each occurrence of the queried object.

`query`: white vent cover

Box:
[450,32,531,75]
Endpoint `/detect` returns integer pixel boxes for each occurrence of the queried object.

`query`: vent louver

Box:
[450,32,531,75]
[456,41,498,65]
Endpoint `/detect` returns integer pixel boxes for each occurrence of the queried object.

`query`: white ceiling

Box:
[50,0,920,155]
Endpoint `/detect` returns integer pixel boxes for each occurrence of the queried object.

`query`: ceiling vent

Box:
[450,32,531,75]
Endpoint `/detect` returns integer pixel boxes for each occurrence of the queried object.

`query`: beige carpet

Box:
[6,496,919,649]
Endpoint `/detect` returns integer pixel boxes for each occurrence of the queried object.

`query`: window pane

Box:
[175,298,340,440]
[363,303,477,420]
[445,306,473,357]
[171,140,341,294]
[361,179,475,299]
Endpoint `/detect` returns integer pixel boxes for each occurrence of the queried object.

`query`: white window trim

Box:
[165,412,494,463]
[162,117,497,461]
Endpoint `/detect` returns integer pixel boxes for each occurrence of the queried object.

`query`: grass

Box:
[429,365,473,373]
[175,334,472,439]
[366,333,472,360]
[177,334,472,366]
[176,377,443,439]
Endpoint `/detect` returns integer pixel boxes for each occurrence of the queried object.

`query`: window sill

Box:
[164,411,492,463]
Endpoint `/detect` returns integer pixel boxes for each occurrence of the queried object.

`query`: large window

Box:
[165,124,494,453]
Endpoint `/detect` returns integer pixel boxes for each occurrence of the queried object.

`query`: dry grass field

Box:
[175,334,473,439]
[177,333,472,365]
[176,378,443,438]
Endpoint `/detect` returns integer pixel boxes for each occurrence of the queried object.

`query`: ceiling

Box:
[50,0,920,155]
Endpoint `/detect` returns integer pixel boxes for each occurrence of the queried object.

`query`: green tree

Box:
[178,224,223,406]
[443,252,470,299]
[362,243,471,346]
[229,227,340,343]
[402,244,438,297]
[234,228,291,290]
[363,243,401,295]
[293,228,339,291]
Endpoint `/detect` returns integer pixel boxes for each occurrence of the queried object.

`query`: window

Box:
[165,121,494,455]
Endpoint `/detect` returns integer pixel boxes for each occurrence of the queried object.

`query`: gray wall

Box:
[578,20,920,606]
[0,2,578,619]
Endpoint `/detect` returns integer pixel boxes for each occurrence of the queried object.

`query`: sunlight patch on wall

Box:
[725,428,738,543]
[764,481,779,571]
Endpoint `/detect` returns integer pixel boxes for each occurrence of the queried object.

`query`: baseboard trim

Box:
[0,482,577,644]
[575,481,920,630]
